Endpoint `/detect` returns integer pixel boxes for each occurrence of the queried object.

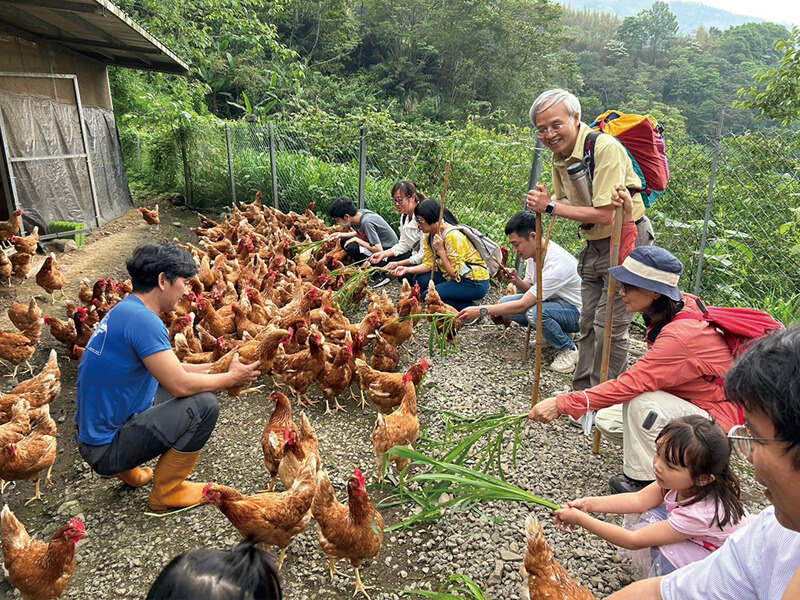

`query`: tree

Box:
[735,27,800,125]
[615,1,678,65]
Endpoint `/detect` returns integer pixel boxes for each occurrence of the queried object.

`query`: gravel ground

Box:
[0,203,767,599]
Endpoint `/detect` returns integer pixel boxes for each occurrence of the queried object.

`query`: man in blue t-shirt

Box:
[75,243,260,511]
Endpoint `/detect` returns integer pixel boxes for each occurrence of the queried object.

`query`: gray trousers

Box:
[77,386,219,476]
[572,216,655,391]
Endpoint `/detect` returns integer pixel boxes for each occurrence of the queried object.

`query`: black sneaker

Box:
[609,474,654,494]
[371,274,390,288]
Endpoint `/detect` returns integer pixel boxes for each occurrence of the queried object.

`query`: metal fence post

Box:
[694,108,725,296]
[515,138,546,272]
[136,134,141,170]
[225,123,236,205]
[358,126,367,209]
[269,122,279,209]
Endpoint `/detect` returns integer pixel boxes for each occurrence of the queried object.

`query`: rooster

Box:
[312,468,384,598]
[372,374,419,482]
[1,506,85,600]
[522,514,596,600]
[139,204,160,229]
[201,455,317,570]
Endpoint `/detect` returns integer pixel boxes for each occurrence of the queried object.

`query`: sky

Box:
[688,0,800,27]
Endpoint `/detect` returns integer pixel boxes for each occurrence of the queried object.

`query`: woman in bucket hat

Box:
[530,245,740,494]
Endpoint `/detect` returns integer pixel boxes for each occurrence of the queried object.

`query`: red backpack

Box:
[673,296,784,388]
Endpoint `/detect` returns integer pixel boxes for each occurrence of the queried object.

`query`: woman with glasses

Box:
[529,245,740,495]
[369,181,425,274]
[392,198,490,311]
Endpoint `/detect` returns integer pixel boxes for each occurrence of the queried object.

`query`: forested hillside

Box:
[112,0,793,138]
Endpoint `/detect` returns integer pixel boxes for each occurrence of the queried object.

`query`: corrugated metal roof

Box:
[0,0,188,74]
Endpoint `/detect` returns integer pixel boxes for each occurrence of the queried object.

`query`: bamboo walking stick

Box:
[592,204,625,453]
[532,212,544,407]
[524,214,556,363]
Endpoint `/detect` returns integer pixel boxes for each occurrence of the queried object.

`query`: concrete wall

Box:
[0,33,111,110]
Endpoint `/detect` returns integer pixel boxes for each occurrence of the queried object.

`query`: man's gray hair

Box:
[529,89,581,126]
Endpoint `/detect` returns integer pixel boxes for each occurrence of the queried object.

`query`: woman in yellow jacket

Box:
[392,198,490,310]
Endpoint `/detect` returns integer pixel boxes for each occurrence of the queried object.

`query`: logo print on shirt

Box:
[87,316,109,356]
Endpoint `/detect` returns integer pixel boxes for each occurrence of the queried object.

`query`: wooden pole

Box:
[592,205,625,453]
[524,214,556,363]
[531,212,544,407]
[439,160,451,229]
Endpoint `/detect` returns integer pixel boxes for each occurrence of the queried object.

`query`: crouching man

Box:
[458,211,582,373]
[75,243,260,511]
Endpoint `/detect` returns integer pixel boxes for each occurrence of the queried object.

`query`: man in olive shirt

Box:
[526,89,655,391]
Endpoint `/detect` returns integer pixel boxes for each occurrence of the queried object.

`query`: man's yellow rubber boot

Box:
[116,467,153,487]
[148,449,206,511]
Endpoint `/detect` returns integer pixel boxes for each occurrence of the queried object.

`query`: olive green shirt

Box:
[552,122,646,241]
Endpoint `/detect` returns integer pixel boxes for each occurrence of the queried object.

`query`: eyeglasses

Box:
[536,122,566,137]
[392,196,409,205]
[727,424,784,461]
[619,282,640,293]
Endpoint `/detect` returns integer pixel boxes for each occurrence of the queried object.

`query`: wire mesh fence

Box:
[122,110,800,318]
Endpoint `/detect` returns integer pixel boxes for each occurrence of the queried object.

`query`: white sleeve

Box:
[661,510,800,600]
[524,253,569,301]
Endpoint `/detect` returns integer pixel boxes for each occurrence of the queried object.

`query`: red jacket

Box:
[556,294,739,431]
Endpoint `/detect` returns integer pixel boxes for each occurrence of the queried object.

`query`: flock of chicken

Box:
[0,195,594,599]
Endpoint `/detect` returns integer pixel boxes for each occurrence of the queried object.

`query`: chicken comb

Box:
[420,357,429,371]
[69,518,85,534]
[402,373,413,383]
[202,482,214,496]
[354,468,366,488]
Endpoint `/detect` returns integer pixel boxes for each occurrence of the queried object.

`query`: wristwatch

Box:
[479,306,488,317]
[545,200,557,215]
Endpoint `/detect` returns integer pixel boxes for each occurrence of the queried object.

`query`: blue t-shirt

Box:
[75,295,172,445]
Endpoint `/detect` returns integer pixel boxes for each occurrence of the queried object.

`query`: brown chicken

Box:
[0,399,31,448]
[201,455,316,570]
[372,374,420,482]
[9,226,38,255]
[0,208,23,243]
[0,422,57,504]
[139,204,160,228]
[378,281,422,349]
[8,298,41,333]
[35,253,67,302]
[273,326,327,406]
[196,296,236,338]
[261,392,299,492]
[8,349,61,406]
[312,468,384,599]
[0,320,42,378]
[491,283,517,338]
[317,343,354,414]
[0,252,12,285]
[278,412,321,489]
[43,315,77,354]
[369,332,400,373]
[355,357,429,414]
[424,279,462,342]
[1,506,85,600]
[10,251,33,282]
[522,514,596,600]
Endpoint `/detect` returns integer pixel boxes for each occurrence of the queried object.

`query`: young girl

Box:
[555,415,753,578]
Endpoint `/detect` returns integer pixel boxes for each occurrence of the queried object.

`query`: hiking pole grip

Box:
[594,204,625,453]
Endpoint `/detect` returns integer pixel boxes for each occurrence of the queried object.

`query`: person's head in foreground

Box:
[608,246,684,325]
[146,539,282,600]
[726,324,800,531]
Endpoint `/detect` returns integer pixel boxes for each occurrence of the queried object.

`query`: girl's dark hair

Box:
[391,180,426,202]
[656,415,746,528]
[126,243,198,293]
[414,198,458,226]
[146,540,282,600]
